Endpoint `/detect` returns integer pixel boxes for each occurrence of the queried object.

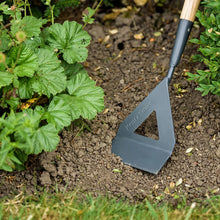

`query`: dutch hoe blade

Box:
[112,0,200,174]
[112,77,175,174]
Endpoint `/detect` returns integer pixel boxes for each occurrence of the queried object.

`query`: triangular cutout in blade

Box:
[135,111,159,140]
[112,77,175,174]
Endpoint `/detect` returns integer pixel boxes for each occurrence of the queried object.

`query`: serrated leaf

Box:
[25,36,46,50]
[61,62,87,79]
[5,97,19,110]
[36,48,61,70]
[0,2,14,16]
[82,7,95,24]
[31,66,66,97]
[0,30,10,51]
[0,71,14,88]
[48,21,91,63]
[18,77,34,99]
[16,109,42,129]
[32,124,60,154]
[14,45,38,77]
[9,154,23,165]
[30,48,66,97]
[60,72,104,120]
[0,139,11,170]
[63,47,89,63]
[11,16,44,38]
[44,96,72,131]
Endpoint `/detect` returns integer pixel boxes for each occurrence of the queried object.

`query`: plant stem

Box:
[24,0,32,16]
[50,4,54,24]
[25,0,27,16]
[3,60,11,73]
[82,0,103,29]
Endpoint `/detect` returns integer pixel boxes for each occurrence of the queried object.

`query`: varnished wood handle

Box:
[180,0,201,22]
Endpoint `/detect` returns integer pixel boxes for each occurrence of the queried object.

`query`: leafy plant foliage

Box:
[187,0,220,96]
[0,1,104,171]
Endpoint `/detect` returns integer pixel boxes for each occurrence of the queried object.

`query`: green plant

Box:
[154,0,167,7]
[92,0,117,8]
[187,0,220,96]
[42,0,81,23]
[0,1,104,171]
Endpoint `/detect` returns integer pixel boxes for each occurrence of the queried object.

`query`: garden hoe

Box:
[112,0,201,174]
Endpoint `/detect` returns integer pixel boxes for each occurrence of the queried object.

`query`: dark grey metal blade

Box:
[112,77,175,174]
[112,19,194,174]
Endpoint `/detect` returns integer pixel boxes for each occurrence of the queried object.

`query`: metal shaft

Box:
[167,19,193,84]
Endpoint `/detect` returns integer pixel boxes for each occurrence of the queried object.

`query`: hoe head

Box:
[111,0,201,173]
[112,77,175,174]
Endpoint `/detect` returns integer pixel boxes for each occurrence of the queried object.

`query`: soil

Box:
[0,3,220,205]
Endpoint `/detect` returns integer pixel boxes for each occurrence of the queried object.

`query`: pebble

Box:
[171,156,178,161]
[209,113,215,119]
[40,171,52,186]
[197,180,203,186]
[99,142,107,148]
[216,147,220,158]
[58,166,64,176]
[109,115,118,123]
[78,150,85,157]
[192,110,202,118]
[88,25,105,41]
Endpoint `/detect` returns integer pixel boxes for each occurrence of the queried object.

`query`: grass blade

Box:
[130,204,137,220]
[145,199,158,220]
[163,205,168,220]
[185,202,196,220]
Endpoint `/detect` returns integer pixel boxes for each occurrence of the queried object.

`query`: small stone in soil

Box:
[40,171,52,186]
[216,147,220,158]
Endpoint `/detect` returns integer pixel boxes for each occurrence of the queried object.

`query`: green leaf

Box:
[15,109,42,131]
[0,30,10,51]
[61,61,87,78]
[0,139,12,171]
[43,96,72,131]
[25,36,46,51]
[0,2,14,16]
[11,16,44,38]
[63,47,89,64]
[82,7,95,24]
[14,109,43,154]
[9,154,23,165]
[0,71,14,88]
[32,124,60,154]
[30,48,66,97]
[59,72,104,120]
[36,48,61,70]
[18,77,34,99]
[189,38,200,44]
[48,21,91,63]
[14,45,38,77]
[5,97,19,110]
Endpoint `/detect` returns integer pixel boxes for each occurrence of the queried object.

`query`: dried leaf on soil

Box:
[186,148,193,154]
[134,33,144,40]
[113,169,122,173]
[176,178,183,186]
[134,0,148,6]
[109,29,118,35]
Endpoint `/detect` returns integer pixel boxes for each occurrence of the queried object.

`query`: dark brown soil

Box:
[0,5,220,205]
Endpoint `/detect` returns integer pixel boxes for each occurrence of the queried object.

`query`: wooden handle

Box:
[180,0,201,22]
